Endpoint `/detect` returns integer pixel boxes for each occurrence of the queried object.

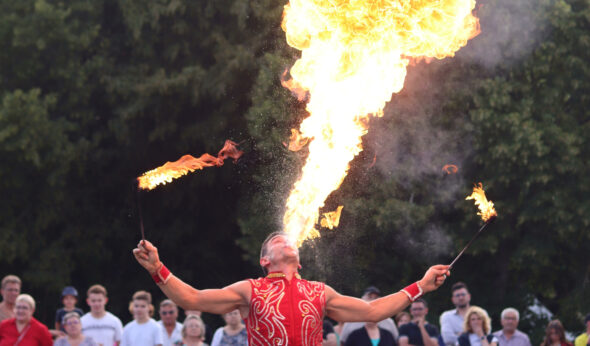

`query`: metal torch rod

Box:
[448,215,496,270]
[136,186,146,244]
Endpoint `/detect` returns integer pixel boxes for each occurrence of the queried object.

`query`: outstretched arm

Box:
[133,240,250,314]
[325,265,449,323]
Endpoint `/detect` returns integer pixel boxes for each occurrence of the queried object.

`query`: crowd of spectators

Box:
[0,274,588,346]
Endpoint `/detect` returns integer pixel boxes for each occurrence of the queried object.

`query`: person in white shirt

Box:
[81,284,123,346]
[440,282,472,346]
[121,290,163,346]
[158,299,183,346]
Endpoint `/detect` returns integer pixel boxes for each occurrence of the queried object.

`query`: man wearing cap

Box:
[492,308,531,346]
[55,286,84,332]
[574,314,590,346]
[133,232,449,346]
[339,286,400,345]
[0,275,21,322]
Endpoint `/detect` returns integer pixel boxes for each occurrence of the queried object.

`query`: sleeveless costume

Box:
[245,272,326,346]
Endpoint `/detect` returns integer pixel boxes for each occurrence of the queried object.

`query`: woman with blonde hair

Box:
[0,294,52,346]
[175,314,208,346]
[540,320,572,346]
[456,306,498,346]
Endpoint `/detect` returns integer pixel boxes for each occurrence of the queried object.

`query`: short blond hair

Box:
[463,306,491,334]
[1,275,21,289]
[87,284,107,297]
[16,294,35,311]
[182,314,205,339]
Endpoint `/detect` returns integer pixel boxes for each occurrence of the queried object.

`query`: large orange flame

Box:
[465,183,497,222]
[137,140,243,190]
[281,0,480,246]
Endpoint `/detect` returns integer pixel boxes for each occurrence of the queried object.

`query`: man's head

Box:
[159,299,178,326]
[1,275,21,305]
[451,282,470,309]
[86,284,108,313]
[410,299,429,319]
[131,290,153,321]
[361,286,381,301]
[259,232,300,274]
[500,308,520,333]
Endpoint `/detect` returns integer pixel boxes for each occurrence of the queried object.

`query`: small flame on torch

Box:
[465,183,497,222]
[137,140,243,190]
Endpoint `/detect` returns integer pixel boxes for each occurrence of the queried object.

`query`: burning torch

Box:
[447,183,498,272]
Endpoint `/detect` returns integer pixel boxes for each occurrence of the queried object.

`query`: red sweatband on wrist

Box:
[401,282,424,302]
[151,264,171,284]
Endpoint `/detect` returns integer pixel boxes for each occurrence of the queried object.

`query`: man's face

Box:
[1,283,21,304]
[160,305,178,325]
[133,300,149,320]
[501,311,518,333]
[410,302,428,319]
[263,235,299,266]
[451,288,470,309]
[86,293,107,313]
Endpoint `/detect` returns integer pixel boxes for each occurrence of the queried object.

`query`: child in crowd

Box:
[55,286,84,332]
[121,290,163,346]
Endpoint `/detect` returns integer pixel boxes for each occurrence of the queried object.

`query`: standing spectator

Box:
[121,290,163,346]
[0,293,52,346]
[493,308,531,346]
[399,299,438,346]
[440,282,473,346]
[457,306,497,346]
[345,321,396,346]
[81,284,123,346]
[574,314,590,346]
[158,299,183,346]
[210,309,247,346]
[175,315,208,346]
[396,313,411,328]
[55,286,84,332]
[184,310,213,344]
[0,275,21,322]
[54,312,97,346]
[540,320,572,346]
[340,286,400,344]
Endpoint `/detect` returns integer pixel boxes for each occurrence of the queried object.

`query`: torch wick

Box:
[448,216,496,270]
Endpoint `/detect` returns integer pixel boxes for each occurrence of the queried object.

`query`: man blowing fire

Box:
[133,232,450,346]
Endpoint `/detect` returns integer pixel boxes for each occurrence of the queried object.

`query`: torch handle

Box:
[447,216,496,272]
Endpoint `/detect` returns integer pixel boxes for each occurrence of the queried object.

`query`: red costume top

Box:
[0,317,53,346]
[245,272,326,346]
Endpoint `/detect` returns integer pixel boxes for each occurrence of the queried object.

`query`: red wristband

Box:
[401,282,423,302]
[151,264,171,284]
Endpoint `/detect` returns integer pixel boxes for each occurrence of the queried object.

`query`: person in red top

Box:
[0,293,53,346]
[133,231,450,346]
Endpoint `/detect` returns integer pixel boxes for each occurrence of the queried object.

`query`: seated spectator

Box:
[0,293,52,346]
[158,299,183,346]
[340,286,399,344]
[0,275,21,322]
[55,286,84,332]
[493,308,531,346]
[399,299,438,346]
[210,309,247,346]
[54,312,97,346]
[396,312,411,328]
[175,314,209,346]
[541,320,572,346]
[574,314,590,346]
[121,290,162,346]
[345,321,396,346]
[457,306,497,346]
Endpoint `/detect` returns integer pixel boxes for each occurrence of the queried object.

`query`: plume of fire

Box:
[285,129,310,152]
[465,183,497,222]
[443,164,459,174]
[137,140,243,190]
[281,0,480,246]
[320,206,344,229]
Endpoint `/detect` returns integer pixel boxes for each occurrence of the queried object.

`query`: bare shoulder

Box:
[223,280,252,300]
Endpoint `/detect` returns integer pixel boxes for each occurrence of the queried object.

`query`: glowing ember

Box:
[320,206,344,229]
[443,164,459,174]
[137,140,243,190]
[281,0,481,246]
[465,183,497,222]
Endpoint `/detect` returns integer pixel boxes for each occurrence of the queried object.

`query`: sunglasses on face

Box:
[160,311,175,315]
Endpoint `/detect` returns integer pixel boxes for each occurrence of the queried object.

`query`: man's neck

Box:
[503,330,515,339]
[267,264,300,280]
[164,322,176,334]
[136,316,150,324]
[457,305,469,316]
[0,301,15,310]
[91,310,107,318]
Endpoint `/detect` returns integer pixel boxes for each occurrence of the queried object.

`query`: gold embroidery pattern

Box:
[298,281,325,346]
[247,279,288,346]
